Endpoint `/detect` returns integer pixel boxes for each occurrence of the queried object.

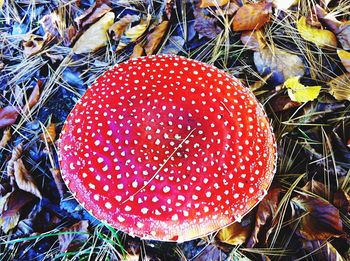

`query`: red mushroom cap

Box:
[58,55,277,242]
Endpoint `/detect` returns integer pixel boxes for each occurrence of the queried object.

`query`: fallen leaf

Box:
[328,73,350,101]
[254,47,305,85]
[200,0,229,8]
[0,106,19,129]
[337,49,350,73]
[291,194,344,240]
[0,190,35,233]
[249,73,272,91]
[116,14,151,51]
[0,0,3,9]
[241,30,266,51]
[6,144,23,177]
[194,8,222,39]
[24,80,42,112]
[40,11,64,40]
[333,190,350,212]
[130,43,145,59]
[73,12,115,54]
[50,168,65,199]
[297,16,337,48]
[232,2,272,31]
[216,219,251,246]
[161,35,185,54]
[247,187,283,247]
[22,35,44,57]
[63,25,78,46]
[74,0,112,29]
[302,240,345,261]
[59,220,89,252]
[302,179,329,200]
[40,123,56,144]
[284,76,321,103]
[14,158,42,199]
[109,15,140,42]
[270,95,301,112]
[215,2,239,16]
[194,242,227,261]
[0,128,11,148]
[165,0,175,20]
[273,0,298,10]
[335,22,350,51]
[144,21,169,55]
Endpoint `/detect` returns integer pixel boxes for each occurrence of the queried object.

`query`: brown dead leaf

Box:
[75,0,112,29]
[73,12,115,54]
[215,2,239,16]
[0,106,19,129]
[14,159,42,199]
[50,168,65,199]
[250,73,272,92]
[247,187,283,247]
[165,0,175,20]
[200,0,229,8]
[63,25,78,46]
[0,128,11,148]
[194,8,222,39]
[41,123,57,144]
[130,43,145,59]
[302,240,345,261]
[7,143,23,178]
[0,190,35,233]
[291,194,344,240]
[328,73,350,101]
[270,95,301,112]
[333,190,350,212]
[144,21,169,55]
[241,30,266,51]
[59,220,89,252]
[216,219,251,246]
[109,15,140,42]
[23,35,44,57]
[24,80,42,112]
[233,2,272,31]
[302,179,329,200]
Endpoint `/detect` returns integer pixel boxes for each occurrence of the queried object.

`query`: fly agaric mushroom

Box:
[58,55,277,242]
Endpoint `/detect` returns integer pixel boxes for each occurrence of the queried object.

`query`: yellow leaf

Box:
[328,73,350,101]
[337,49,350,73]
[297,16,337,48]
[116,14,151,51]
[144,21,169,55]
[200,0,229,8]
[130,43,145,59]
[109,14,139,42]
[284,76,321,102]
[217,221,250,245]
[73,12,115,54]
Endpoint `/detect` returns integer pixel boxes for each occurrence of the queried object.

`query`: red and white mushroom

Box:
[58,55,277,242]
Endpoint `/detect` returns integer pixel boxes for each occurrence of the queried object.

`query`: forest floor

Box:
[0,0,350,260]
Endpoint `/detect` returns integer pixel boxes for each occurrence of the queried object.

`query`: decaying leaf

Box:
[14,159,42,199]
[200,0,229,8]
[109,15,140,42]
[63,25,78,46]
[247,187,283,247]
[273,0,298,10]
[0,128,11,148]
[297,16,337,48]
[328,73,350,101]
[291,194,344,240]
[40,11,64,40]
[333,190,350,212]
[241,30,266,51]
[0,106,19,129]
[284,76,321,103]
[194,8,222,39]
[233,2,272,31]
[23,35,45,57]
[40,123,56,144]
[216,218,251,246]
[74,0,112,29]
[194,242,227,261]
[116,14,151,51]
[302,179,329,200]
[161,35,185,55]
[24,80,42,112]
[7,144,23,178]
[337,49,350,73]
[130,44,145,59]
[270,95,301,112]
[0,190,35,233]
[302,240,345,261]
[59,220,89,252]
[144,21,169,55]
[73,12,115,54]
[50,168,65,199]
[254,47,305,84]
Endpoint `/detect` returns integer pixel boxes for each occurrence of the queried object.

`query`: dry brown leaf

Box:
[50,168,65,199]
[0,128,11,148]
[328,73,350,101]
[249,73,272,91]
[200,0,229,8]
[215,2,239,16]
[241,30,266,51]
[23,35,44,57]
[233,2,272,31]
[0,106,19,130]
[7,144,23,178]
[24,80,42,112]
[216,219,251,246]
[63,25,78,46]
[194,8,222,39]
[247,187,283,247]
[75,0,112,29]
[73,12,115,54]
[40,123,57,144]
[116,14,151,51]
[270,95,301,112]
[130,43,145,59]
[109,15,140,42]
[302,240,345,261]
[333,190,350,212]
[14,159,42,199]
[59,220,89,252]
[144,21,169,55]
[302,179,329,200]
[165,0,175,20]
[291,194,344,240]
